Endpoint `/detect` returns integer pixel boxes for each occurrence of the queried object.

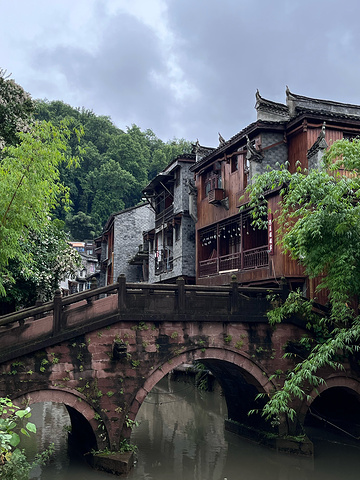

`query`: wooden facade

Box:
[191,89,360,301]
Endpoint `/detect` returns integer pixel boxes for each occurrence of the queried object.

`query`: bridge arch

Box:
[13,388,106,452]
[129,347,277,434]
[299,375,360,434]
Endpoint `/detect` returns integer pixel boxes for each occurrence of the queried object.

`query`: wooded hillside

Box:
[35,100,193,239]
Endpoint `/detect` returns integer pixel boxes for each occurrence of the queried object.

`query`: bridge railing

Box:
[0,275,280,330]
[0,282,119,329]
[0,275,285,363]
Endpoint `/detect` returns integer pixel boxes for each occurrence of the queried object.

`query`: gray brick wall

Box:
[250,132,287,181]
[113,204,154,283]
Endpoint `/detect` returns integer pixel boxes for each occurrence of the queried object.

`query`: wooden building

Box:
[191,88,360,300]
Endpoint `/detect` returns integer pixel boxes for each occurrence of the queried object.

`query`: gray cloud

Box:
[3,0,360,146]
[31,12,173,129]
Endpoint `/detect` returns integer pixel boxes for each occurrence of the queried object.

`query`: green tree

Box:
[2,223,81,310]
[0,120,78,297]
[65,211,97,241]
[244,138,360,421]
[0,69,35,148]
[147,137,193,180]
[87,159,139,227]
[35,100,193,238]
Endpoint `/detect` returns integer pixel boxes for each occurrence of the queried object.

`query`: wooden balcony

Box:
[155,205,174,228]
[219,252,241,272]
[243,246,269,269]
[198,258,218,277]
[199,246,268,278]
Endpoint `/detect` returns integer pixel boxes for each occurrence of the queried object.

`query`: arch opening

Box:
[196,358,270,432]
[129,353,279,476]
[13,390,100,459]
[305,387,360,441]
[132,348,278,445]
[131,369,229,479]
[66,405,97,454]
[19,401,97,477]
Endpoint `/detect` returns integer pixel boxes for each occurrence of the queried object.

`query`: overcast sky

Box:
[2,0,360,146]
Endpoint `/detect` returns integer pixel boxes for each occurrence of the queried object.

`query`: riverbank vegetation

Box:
[0,397,54,480]
[244,139,360,422]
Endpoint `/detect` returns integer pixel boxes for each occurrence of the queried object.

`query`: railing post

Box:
[177,277,186,314]
[34,299,43,320]
[53,289,63,335]
[87,277,99,304]
[117,274,127,312]
[230,275,239,314]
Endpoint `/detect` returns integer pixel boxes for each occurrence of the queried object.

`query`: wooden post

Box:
[53,289,62,335]
[230,275,239,314]
[177,277,186,314]
[118,274,127,312]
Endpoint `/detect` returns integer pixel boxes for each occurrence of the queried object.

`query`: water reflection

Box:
[129,377,228,480]
[129,377,312,480]
[26,376,360,480]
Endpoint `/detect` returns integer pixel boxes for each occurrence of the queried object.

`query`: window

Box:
[174,168,180,186]
[204,170,222,196]
[231,155,238,173]
[155,193,165,214]
[175,223,180,241]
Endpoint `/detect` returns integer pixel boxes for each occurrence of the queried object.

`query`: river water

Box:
[28,376,360,480]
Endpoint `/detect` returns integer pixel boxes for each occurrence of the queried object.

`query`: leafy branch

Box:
[244,138,360,422]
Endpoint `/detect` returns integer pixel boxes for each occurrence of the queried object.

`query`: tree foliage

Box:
[2,223,81,309]
[0,69,35,148]
[35,100,193,238]
[0,120,80,298]
[0,397,53,480]
[244,139,360,421]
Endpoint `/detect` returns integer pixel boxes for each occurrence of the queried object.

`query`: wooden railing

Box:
[198,258,218,276]
[155,205,174,228]
[219,252,241,272]
[199,246,268,277]
[243,246,269,270]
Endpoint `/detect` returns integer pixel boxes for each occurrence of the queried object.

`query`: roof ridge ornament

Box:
[255,89,289,122]
[218,132,226,145]
[193,139,215,162]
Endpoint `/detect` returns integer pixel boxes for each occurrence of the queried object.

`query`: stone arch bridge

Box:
[0,276,359,458]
